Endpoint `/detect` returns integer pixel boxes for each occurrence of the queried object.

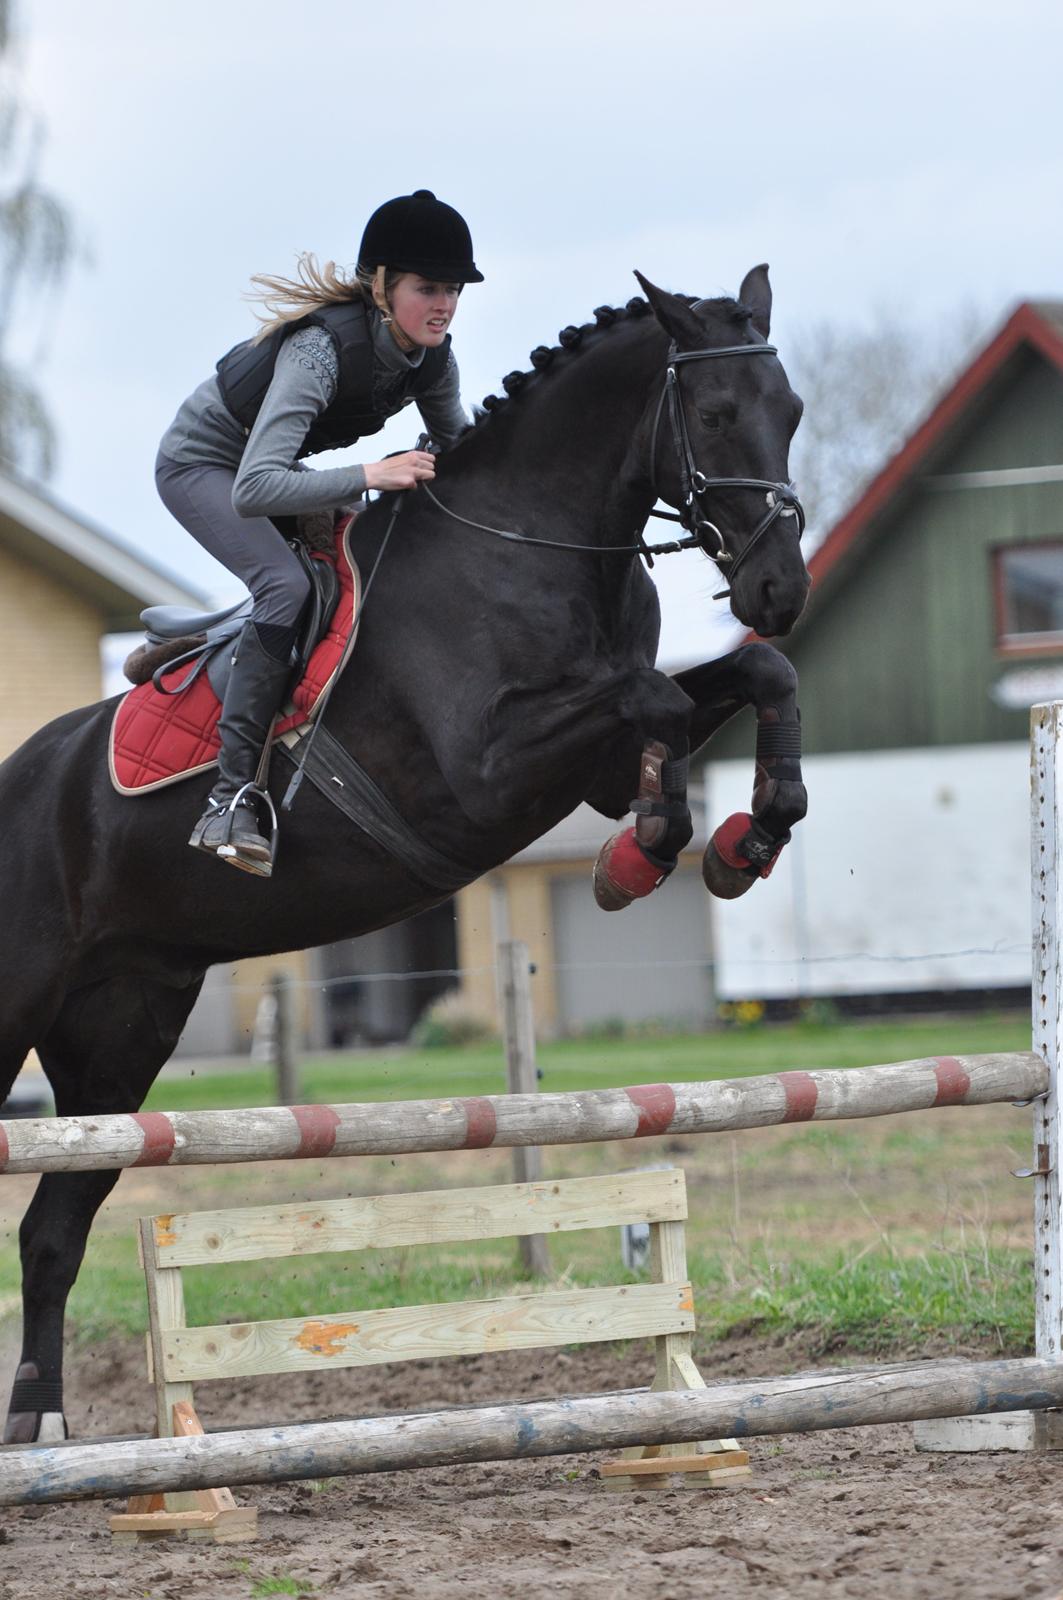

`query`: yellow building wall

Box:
[454,861,596,1036]
[225,949,318,1048]
[0,543,317,1055]
[0,544,105,760]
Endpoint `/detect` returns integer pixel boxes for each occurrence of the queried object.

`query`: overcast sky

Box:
[11,0,1063,667]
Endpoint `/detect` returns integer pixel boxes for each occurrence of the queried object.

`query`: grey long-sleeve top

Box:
[158,305,469,518]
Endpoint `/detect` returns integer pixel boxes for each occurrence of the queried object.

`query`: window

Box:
[995,542,1063,651]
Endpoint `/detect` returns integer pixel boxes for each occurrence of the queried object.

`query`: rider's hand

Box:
[364,451,437,492]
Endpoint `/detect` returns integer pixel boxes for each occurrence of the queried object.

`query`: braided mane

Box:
[456,292,753,441]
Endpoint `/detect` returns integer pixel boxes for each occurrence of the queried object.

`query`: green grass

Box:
[692,1247,1032,1356]
[146,1011,1030,1112]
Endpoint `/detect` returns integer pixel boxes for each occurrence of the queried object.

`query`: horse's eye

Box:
[699,411,721,431]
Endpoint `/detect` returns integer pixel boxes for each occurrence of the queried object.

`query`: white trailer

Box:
[706,742,1030,1001]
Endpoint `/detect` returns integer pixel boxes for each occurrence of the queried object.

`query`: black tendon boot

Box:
[189,621,294,877]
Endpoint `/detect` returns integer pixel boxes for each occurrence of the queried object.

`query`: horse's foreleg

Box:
[4,971,203,1444]
[559,670,696,912]
[673,641,807,900]
[470,666,695,910]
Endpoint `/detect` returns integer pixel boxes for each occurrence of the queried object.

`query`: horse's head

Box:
[636,268,810,638]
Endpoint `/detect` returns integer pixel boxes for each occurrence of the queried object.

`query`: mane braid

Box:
[467,297,649,433]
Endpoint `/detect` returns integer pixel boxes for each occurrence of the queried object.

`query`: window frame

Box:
[992,539,1063,657]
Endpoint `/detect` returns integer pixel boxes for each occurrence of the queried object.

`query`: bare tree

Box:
[0,0,77,478]
[786,305,987,538]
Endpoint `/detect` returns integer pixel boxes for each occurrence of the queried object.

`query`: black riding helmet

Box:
[358,189,484,284]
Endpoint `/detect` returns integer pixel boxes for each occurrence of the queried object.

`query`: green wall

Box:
[708,346,1063,762]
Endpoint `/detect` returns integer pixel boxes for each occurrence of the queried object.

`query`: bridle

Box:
[418,334,806,590]
[645,340,805,594]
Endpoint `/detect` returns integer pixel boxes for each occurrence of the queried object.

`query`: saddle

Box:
[109,518,360,794]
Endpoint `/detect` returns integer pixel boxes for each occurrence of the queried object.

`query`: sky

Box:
[9,0,1063,669]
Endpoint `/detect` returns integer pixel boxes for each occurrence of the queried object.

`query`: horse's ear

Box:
[633,270,704,347]
[738,264,772,338]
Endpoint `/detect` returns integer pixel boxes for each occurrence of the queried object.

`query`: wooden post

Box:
[270,971,299,1107]
[916,702,1063,1452]
[1031,702,1063,1367]
[497,940,550,1278]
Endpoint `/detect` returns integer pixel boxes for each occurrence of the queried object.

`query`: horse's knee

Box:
[735,641,799,708]
[619,669,694,743]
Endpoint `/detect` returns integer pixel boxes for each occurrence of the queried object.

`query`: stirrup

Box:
[189,785,279,878]
[216,783,279,877]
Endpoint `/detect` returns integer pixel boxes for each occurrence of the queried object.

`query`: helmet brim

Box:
[365,259,484,284]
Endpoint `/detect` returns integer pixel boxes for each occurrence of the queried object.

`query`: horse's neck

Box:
[447,324,662,544]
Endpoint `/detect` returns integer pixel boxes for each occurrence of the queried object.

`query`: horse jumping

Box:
[0,266,809,1442]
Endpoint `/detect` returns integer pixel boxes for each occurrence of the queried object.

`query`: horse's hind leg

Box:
[4,971,203,1444]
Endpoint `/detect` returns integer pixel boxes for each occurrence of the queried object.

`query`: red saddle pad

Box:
[109,519,360,794]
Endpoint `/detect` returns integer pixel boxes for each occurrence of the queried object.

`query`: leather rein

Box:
[420,337,806,592]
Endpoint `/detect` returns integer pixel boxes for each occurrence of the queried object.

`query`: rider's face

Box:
[389,274,461,348]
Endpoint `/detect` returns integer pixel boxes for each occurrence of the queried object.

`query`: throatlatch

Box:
[593,742,693,912]
[702,709,805,899]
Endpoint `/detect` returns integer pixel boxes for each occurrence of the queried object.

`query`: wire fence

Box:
[220,941,1031,996]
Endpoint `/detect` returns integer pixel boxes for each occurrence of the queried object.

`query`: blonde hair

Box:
[247,253,403,344]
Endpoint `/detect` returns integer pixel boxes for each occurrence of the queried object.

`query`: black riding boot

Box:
[189,621,293,877]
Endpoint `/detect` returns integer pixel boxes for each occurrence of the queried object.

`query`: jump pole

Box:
[0,1052,1045,1175]
[2,1357,1062,1507]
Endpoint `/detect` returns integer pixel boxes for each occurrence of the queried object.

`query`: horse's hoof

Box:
[702,812,767,900]
[593,826,671,911]
[3,1410,66,1444]
[702,839,759,899]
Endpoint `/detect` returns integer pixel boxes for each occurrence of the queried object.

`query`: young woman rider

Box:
[155,189,483,877]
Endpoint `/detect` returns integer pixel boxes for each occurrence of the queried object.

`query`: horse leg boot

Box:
[189,620,293,877]
[703,708,806,899]
[594,742,693,911]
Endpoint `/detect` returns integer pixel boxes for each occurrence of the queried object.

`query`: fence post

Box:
[497,940,550,1278]
[270,971,300,1107]
[916,702,1063,1452]
[1031,703,1063,1369]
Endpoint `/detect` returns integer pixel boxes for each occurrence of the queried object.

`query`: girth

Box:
[277,727,480,895]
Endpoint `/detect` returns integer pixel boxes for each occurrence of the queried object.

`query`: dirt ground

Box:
[1,1331,1061,1600]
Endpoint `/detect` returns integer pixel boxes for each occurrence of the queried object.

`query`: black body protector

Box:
[215,298,451,455]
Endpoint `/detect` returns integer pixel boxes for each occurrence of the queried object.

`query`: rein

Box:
[421,338,805,587]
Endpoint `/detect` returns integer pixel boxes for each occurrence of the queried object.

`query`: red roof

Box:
[743,299,1063,640]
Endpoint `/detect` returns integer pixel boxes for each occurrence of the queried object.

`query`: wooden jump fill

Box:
[0,1050,1045,1174]
[3,1357,1062,1507]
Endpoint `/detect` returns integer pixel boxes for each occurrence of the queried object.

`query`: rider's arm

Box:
[231,326,369,517]
[414,350,470,450]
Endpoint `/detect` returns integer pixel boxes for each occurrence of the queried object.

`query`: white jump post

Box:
[915,702,1063,1452]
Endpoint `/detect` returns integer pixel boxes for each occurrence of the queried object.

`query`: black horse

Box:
[0,269,809,1443]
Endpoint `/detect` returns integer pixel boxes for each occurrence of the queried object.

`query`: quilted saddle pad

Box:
[109,519,360,794]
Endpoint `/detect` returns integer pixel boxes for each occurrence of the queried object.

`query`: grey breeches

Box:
[155,452,311,630]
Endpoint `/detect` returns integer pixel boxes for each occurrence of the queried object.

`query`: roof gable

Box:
[0,471,207,627]
[803,300,1063,604]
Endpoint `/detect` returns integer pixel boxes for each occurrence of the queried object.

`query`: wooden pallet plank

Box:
[599,1450,749,1477]
[161,1282,695,1382]
[150,1170,688,1268]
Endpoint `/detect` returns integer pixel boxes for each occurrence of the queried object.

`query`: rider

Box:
[155,189,483,877]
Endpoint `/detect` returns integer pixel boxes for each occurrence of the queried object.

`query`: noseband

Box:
[647,341,805,593]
